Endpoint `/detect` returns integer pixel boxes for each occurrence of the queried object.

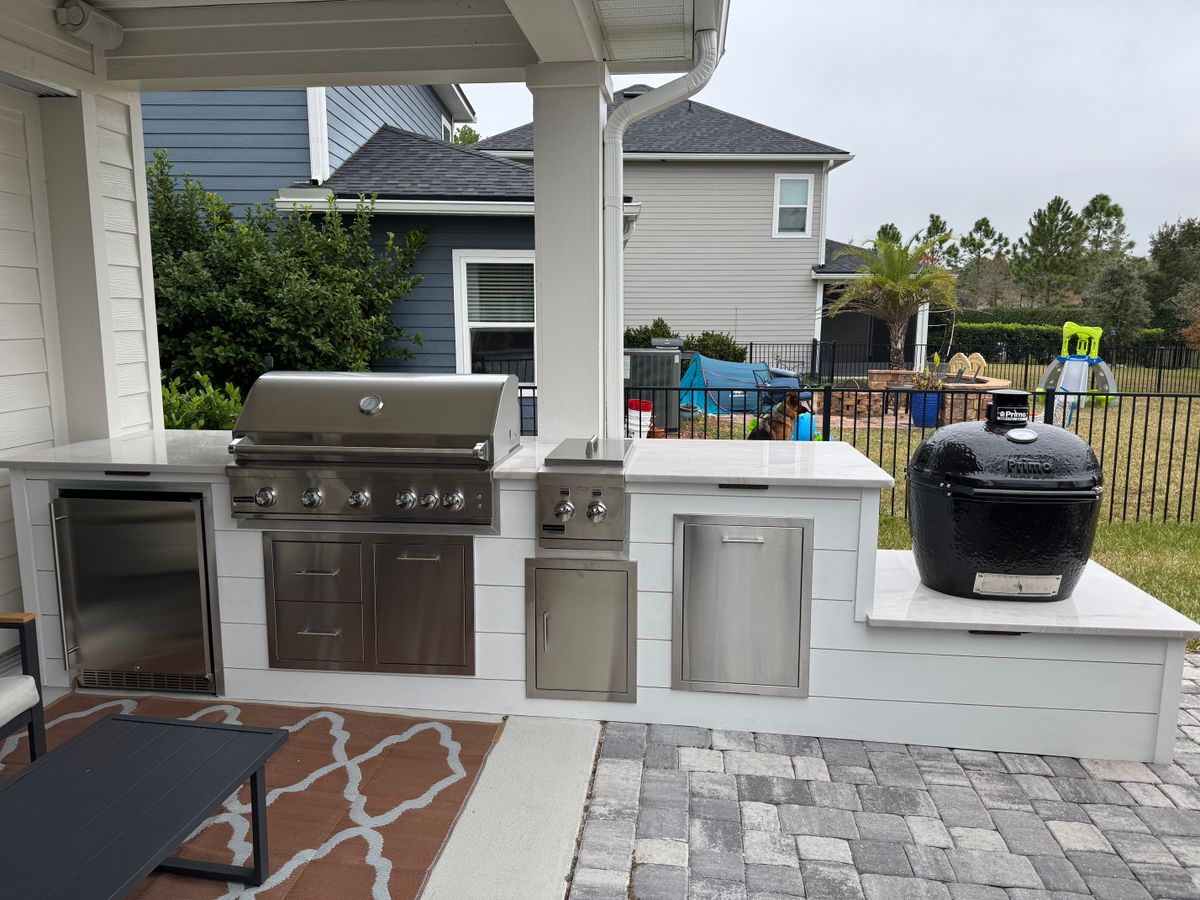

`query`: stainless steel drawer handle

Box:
[543,611,550,653]
[721,536,765,544]
[294,568,340,576]
[395,553,442,562]
[298,627,342,638]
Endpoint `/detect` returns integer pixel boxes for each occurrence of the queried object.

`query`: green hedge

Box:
[953,307,1082,326]
[952,323,1168,359]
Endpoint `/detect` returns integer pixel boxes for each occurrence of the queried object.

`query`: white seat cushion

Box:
[0,675,39,725]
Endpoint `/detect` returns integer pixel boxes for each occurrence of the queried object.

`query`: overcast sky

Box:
[467,0,1200,252]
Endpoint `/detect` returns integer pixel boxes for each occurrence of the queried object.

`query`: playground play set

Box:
[624,323,1119,438]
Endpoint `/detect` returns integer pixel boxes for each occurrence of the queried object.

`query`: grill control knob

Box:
[300,487,324,509]
[586,501,608,524]
[553,499,575,523]
[253,487,277,508]
[419,492,440,510]
[443,491,466,512]
[394,490,417,510]
[348,489,371,509]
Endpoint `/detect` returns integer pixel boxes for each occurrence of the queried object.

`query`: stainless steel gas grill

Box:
[226,372,521,528]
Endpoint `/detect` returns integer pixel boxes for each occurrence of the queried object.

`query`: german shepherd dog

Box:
[747,392,807,441]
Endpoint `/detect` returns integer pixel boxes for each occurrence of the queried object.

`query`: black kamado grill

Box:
[907,390,1102,601]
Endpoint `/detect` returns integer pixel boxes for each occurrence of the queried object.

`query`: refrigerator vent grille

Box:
[77,668,213,694]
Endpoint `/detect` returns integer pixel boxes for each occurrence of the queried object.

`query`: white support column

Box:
[527,61,610,440]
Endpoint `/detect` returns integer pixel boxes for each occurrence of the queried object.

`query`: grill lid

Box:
[229,371,521,466]
[907,390,1102,495]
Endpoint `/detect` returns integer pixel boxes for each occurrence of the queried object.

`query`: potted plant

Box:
[910,353,943,428]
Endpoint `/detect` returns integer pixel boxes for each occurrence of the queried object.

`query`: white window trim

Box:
[452,248,536,384]
[442,115,453,142]
[305,87,330,183]
[772,173,814,239]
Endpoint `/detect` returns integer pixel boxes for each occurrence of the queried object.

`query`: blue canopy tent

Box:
[679,354,809,416]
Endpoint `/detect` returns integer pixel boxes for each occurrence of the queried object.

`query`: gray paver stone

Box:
[692,798,742,822]
[649,724,712,748]
[633,863,688,900]
[1106,831,1176,866]
[779,805,859,840]
[854,811,912,843]
[830,766,877,785]
[689,849,746,883]
[1083,804,1148,834]
[1082,875,1154,900]
[930,785,996,829]
[945,848,1043,888]
[1052,778,1133,806]
[821,739,870,767]
[1000,754,1056,777]
[1013,774,1061,802]
[724,751,794,778]
[1032,801,1091,824]
[850,839,913,876]
[746,864,805,896]
[907,816,954,848]
[712,730,756,751]
[643,770,690,810]
[800,861,864,899]
[1160,833,1200,865]
[905,844,955,881]
[757,733,821,757]
[1042,757,1090,779]
[860,874,951,899]
[691,817,745,853]
[741,801,782,833]
[1065,851,1133,879]
[868,752,927,789]
[1045,820,1114,853]
[858,785,938,817]
[947,885,1008,900]
[1158,782,1200,810]
[737,775,814,806]
[639,806,690,841]
[1127,862,1200,898]
[690,772,739,800]
[689,877,747,900]
[1028,855,1088,893]
[1136,806,1200,837]
[952,750,1005,773]
[603,725,648,760]
[743,831,799,868]
[570,867,630,900]
[645,742,680,770]
[999,825,1063,857]
[809,781,863,811]
[578,818,637,871]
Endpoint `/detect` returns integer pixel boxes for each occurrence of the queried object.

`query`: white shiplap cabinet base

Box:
[6,470,1189,762]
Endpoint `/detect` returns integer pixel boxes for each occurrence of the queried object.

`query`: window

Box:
[773,174,814,238]
[442,117,453,141]
[453,250,536,384]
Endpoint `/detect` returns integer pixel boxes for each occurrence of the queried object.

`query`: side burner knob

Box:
[586,501,608,524]
[395,490,417,510]
[553,499,575,523]
[443,491,466,512]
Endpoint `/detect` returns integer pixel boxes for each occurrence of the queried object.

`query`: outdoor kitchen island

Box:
[4,433,1197,763]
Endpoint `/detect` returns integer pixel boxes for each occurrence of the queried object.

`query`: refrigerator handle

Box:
[49,502,77,661]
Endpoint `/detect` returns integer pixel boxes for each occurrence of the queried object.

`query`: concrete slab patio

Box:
[565,653,1200,900]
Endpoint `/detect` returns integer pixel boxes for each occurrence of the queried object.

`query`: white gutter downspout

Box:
[602,29,720,437]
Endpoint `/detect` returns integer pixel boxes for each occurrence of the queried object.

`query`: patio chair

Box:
[0,613,47,760]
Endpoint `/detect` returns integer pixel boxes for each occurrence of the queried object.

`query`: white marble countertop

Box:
[868,550,1200,639]
[1,430,233,475]
[496,438,894,488]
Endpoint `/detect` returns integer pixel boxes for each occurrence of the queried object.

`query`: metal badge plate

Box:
[973,572,1061,597]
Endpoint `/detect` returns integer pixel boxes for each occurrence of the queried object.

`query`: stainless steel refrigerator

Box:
[51,490,217,693]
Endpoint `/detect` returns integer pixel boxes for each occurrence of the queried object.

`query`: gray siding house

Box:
[476,86,864,347]
[141,85,474,213]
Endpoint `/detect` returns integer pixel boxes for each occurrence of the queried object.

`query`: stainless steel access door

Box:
[673,515,813,698]
[51,492,213,691]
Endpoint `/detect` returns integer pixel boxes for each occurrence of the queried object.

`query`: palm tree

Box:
[826,235,957,369]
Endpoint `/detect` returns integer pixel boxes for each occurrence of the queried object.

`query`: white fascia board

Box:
[479,149,854,164]
[274,192,639,221]
[811,272,867,281]
[431,84,475,123]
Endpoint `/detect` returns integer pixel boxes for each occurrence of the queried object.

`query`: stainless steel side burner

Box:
[536,437,633,551]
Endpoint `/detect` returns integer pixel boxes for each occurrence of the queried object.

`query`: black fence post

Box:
[1043,387,1055,426]
[830,342,838,382]
[748,342,755,365]
[811,338,819,381]
[821,384,833,441]
[1156,345,1164,393]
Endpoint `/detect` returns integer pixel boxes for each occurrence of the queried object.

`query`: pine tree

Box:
[1012,196,1086,306]
[916,213,958,267]
[452,125,481,145]
[1080,193,1134,259]
[876,222,902,244]
[1084,258,1151,339]
[958,217,1011,265]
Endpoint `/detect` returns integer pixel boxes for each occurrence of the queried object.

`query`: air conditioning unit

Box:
[624,348,681,432]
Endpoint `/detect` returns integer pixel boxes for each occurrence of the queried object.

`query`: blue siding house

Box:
[141,84,474,214]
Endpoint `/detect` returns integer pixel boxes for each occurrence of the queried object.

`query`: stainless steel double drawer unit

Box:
[264,532,474,675]
[673,515,814,698]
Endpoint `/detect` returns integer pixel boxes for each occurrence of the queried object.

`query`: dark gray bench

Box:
[0,714,287,899]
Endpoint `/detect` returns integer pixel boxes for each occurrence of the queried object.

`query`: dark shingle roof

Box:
[302,125,535,201]
[813,239,872,276]
[475,85,848,157]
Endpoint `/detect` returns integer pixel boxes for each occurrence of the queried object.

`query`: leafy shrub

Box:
[148,150,426,394]
[955,307,1083,326]
[953,323,1169,360]
[683,331,747,362]
[1182,323,1200,350]
[624,316,678,348]
[162,373,242,430]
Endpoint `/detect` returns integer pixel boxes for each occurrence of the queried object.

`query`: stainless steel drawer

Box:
[673,515,813,698]
[273,600,365,662]
[271,539,362,604]
[374,541,471,671]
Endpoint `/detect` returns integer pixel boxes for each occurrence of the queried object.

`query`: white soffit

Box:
[594,0,692,63]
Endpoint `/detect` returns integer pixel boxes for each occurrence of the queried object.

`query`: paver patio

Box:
[567,654,1200,900]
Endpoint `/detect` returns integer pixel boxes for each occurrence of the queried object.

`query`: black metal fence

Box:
[623,384,1200,524]
[739,340,1200,394]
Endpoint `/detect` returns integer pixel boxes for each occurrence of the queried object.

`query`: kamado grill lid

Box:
[907,390,1102,495]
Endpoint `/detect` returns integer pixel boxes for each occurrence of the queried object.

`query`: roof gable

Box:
[476,88,848,157]
[814,239,872,275]
[306,125,535,202]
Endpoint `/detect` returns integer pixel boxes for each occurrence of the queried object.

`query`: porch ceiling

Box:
[90,0,724,90]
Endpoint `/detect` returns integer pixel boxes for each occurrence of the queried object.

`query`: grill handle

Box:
[947,484,1102,500]
[229,437,490,463]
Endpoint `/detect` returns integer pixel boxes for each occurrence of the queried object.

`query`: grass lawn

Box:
[984,360,1200,395]
[879,515,1200,647]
